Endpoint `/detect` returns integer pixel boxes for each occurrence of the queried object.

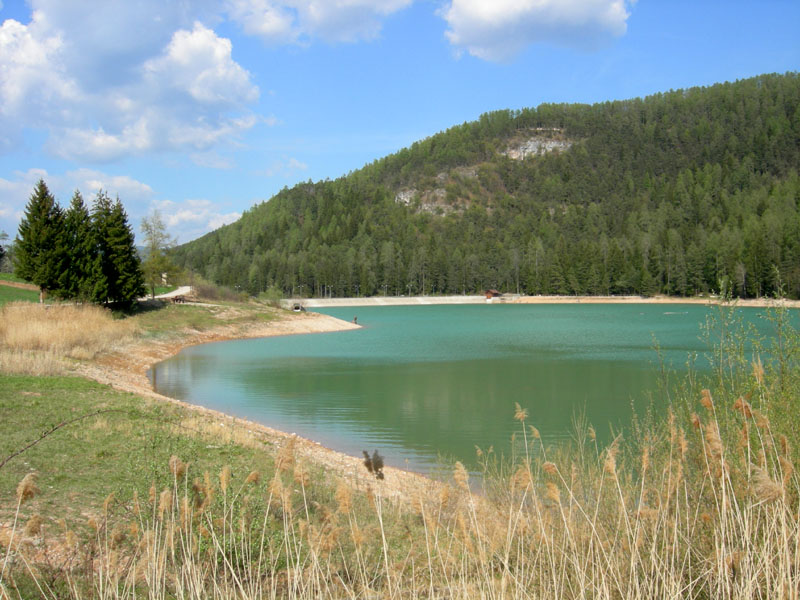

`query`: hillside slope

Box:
[173,73,800,299]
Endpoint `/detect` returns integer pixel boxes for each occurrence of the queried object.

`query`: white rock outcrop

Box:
[503,136,572,160]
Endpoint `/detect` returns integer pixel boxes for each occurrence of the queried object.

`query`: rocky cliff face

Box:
[502,129,572,160]
[393,131,574,215]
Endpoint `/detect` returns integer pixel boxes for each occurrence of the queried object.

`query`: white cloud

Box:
[226,0,297,43]
[287,157,308,170]
[295,0,413,42]
[261,156,309,177]
[0,16,77,150]
[207,211,242,230]
[191,151,235,169]
[0,0,418,162]
[0,166,240,243]
[0,5,259,161]
[68,169,155,202]
[226,0,412,44]
[144,22,258,106]
[157,198,241,241]
[0,169,49,231]
[0,168,156,238]
[441,0,632,62]
[0,173,37,234]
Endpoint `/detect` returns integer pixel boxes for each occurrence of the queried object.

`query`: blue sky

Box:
[1,0,798,243]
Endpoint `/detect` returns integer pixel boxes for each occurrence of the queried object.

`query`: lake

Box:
[148,303,753,473]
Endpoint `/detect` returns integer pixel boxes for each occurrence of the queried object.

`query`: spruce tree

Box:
[60,191,95,301]
[15,179,66,302]
[90,191,114,304]
[91,191,145,306]
[110,198,146,305]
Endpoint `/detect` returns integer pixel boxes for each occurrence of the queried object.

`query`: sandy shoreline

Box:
[288,293,800,309]
[76,307,441,502]
[512,294,800,308]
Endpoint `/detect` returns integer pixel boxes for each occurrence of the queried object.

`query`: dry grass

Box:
[175,416,272,451]
[0,303,136,374]
[0,350,66,376]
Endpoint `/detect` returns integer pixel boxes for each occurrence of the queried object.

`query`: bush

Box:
[258,285,283,308]
[192,280,245,302]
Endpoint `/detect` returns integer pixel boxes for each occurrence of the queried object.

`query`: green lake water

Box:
[148,304,762,473]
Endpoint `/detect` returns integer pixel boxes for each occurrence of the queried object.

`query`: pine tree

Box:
[15,179,66,302]
[60,191,95,301]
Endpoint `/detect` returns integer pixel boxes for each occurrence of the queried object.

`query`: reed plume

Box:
[276,437,296,473]
[16,473,38,503]
[453,461,469,491]
[168,455,187,479]
[219,465,231,494]
[542,461,558,475]
[752,466,782,502]
[335,480,352,514]
[733,396,753,419]
[700,388,714,411]
[545,482,560,504]
[23,515,42,537]
[752,356,765,384]
[158,489,172,518]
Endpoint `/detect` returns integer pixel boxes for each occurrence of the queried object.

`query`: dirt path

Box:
[0,279,38,291]
[74,308,443,503]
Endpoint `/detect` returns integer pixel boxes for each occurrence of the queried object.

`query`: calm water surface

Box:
[149,304,748,472]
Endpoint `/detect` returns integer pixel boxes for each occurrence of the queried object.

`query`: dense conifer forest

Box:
[173,73,800,299]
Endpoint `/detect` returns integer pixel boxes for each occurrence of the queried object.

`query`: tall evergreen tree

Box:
[91,191,145,306]
[15,179,65,302]
[110,198,146,304]
[60,191,95,301]
[90,191,114,304]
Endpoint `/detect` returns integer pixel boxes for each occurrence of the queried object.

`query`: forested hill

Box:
[173,73,800,299]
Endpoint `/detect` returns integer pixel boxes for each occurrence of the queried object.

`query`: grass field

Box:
[0,376,278,527]
[0,274,177,306]
[0,285,38,306]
